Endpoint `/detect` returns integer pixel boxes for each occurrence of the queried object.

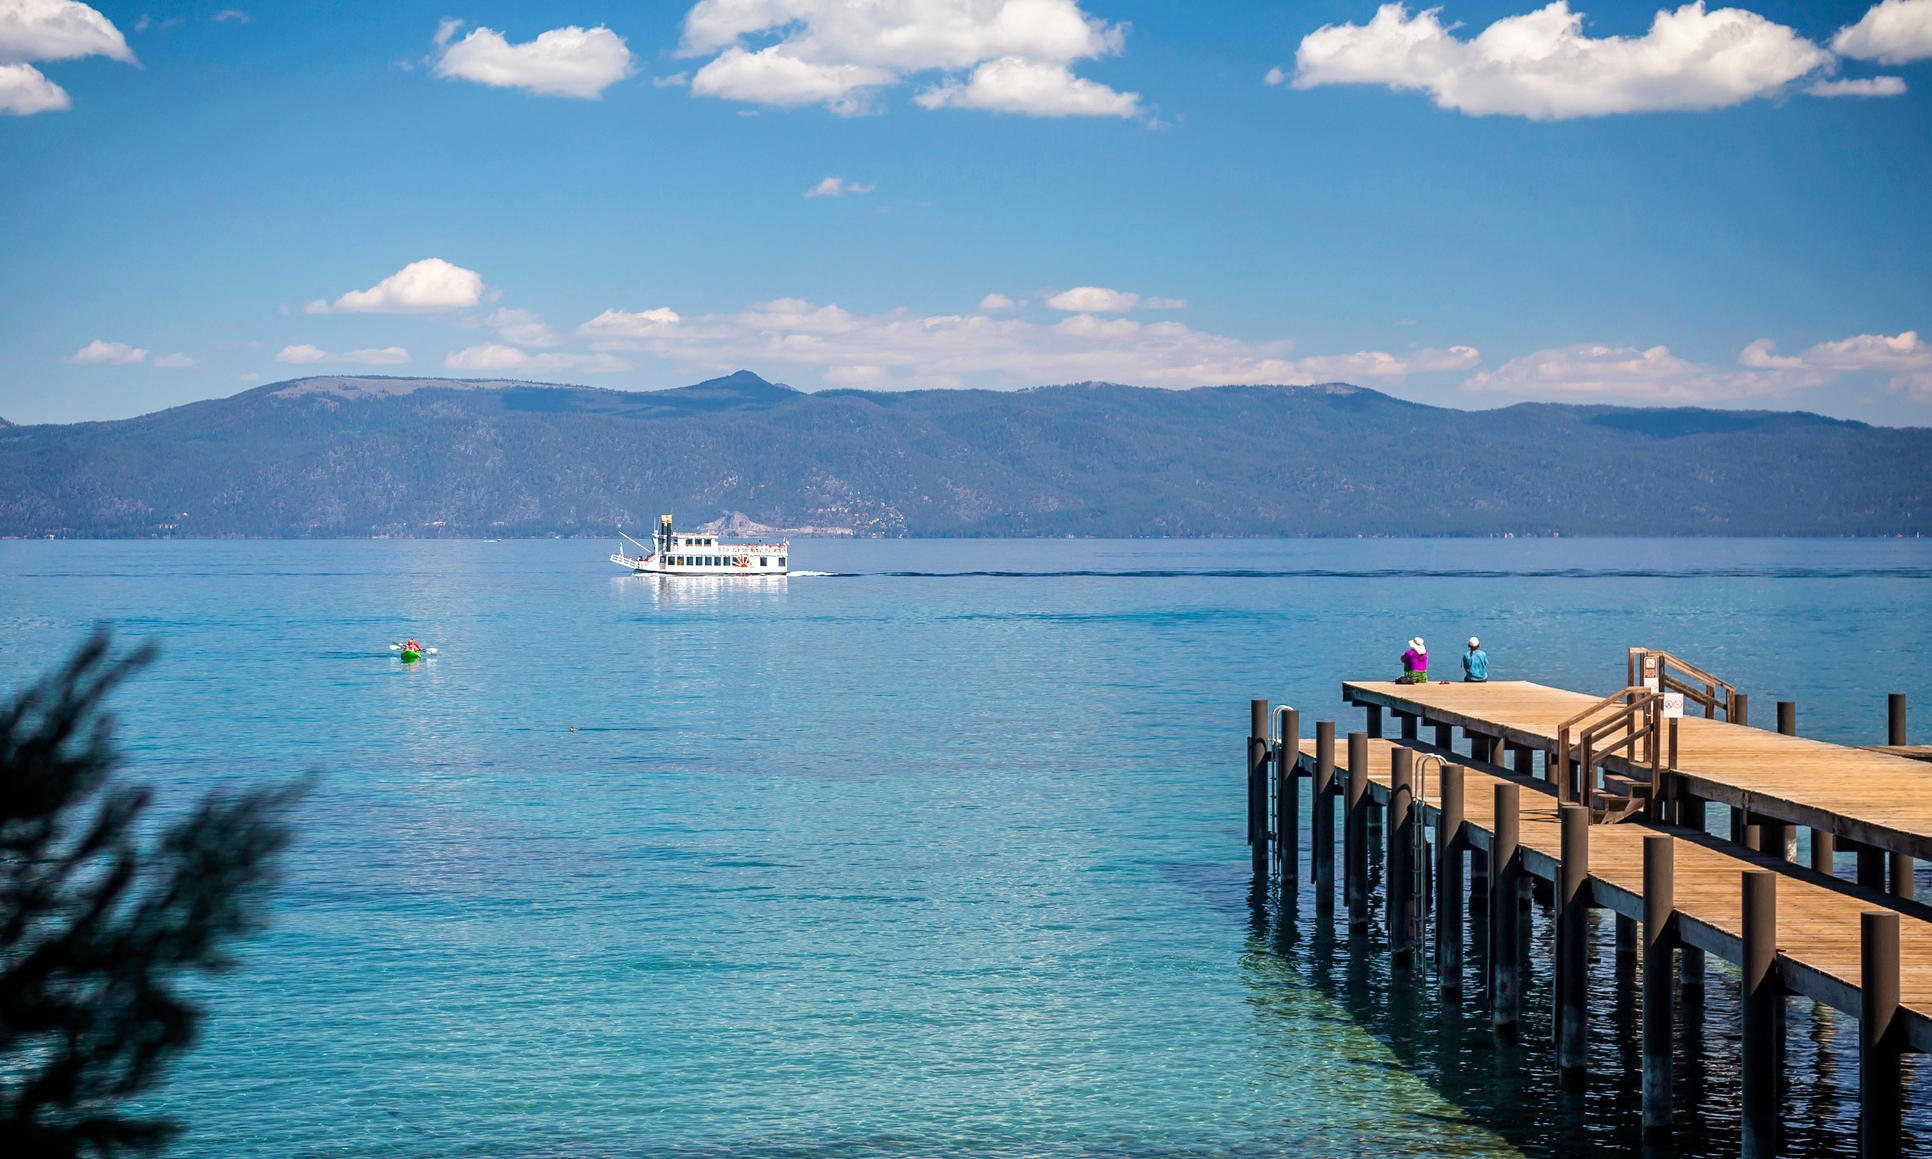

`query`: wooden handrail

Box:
[1628,647,1739,722]
[1558,686,1663,816]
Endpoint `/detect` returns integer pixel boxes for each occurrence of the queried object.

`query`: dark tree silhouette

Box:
[1,633,305,1157]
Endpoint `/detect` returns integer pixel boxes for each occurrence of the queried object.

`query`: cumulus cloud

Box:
[1048,286,1138,312]
[1286,2,1833,119]
[306,259,484,314]
[66,339,146,364]
[568,295,1477,389]
[805,175,874,197]
[152,352,195,367]
[1807,75,1907,96]
[275,344,411,365]
[1833,0,1932,64]
[0,0,138,114]
[432,19,635,99]
[979,293,1016,310]
[1464,330,1932,403]
[678,0,1141,117]
[444,344,629,372]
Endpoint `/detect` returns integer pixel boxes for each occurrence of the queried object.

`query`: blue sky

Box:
[3,0,1930,425]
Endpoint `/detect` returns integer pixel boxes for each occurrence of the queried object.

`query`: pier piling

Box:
[1346,732,1369,934]
[1890,694,1908,747]
[1277,708,1300,883]
[1742,869,1779,1158]
[1862,909,1902,1159]
[1436,762,1465,993]
[1314,721,1336,912]
[1389,748,1416,968]
[1490,781,1522,1038]
[1778,700,1796,737]
[1642,833,1674,1140]
[1557,803,1590,1090]
[1249,700,1268,876]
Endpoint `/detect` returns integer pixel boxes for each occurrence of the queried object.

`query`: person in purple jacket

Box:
[1400,637,1428,684]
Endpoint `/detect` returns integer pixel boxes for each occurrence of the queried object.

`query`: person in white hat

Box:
[1401,637,1428,684]
[1463,637,1489,683]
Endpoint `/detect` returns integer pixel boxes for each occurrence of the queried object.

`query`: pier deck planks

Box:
[1294,734,1932,1052]
[1340,679,1932,860]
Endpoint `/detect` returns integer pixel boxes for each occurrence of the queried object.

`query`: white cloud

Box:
[914,55,1140,116]
[679,0,1140,117]
[569,295,1477,389]
[488,307,558,346]
[1462,331,1932,403]
[653,71,689,87]
[432,21,635,99]
[1287,2,1831,120]
[1833,0,1932,64]
[67,339,147,364]
[1807,75,1906,96]
[275,344,411,365]
[1048,286,1139,312]
[805,175,874,197]
[444,344,629,372]
[213,8,247,23]
[1745,330,1932,400]
[0,61,64,112]
[152,352,195,367]
[306,258,484,314]
[979,293,1016,310]
[0,0,137,114]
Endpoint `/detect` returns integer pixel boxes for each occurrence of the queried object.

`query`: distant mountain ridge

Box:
[1,371,1925,538]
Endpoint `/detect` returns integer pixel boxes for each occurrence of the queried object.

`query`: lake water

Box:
[2,537,1929,1158]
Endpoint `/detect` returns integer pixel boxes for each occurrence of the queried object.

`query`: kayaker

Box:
[405,637,421,654]
[1463,637,1489,682]
[1400,638,1428,684]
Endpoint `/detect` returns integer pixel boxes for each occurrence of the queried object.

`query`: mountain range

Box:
[1,371,1926,538]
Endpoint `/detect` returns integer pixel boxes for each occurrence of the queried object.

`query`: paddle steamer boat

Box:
[611,514,788,576]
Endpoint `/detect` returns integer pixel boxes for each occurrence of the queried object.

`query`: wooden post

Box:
[1400,712,1418,741]
[1889,853,1912,901]
[1734,692,1750,727]
[1741,869,1778,1159]
[1642,834,1674,1140]
[1366,703,1382,739]
[1437,763,1465,993]
[1314,721,1336,913]
[1858,841,1887,890]
[1557,803,1590,1090]
[1433,721,1453,749]
[1512,744,1533,778]
[1346,732,1369,934]
[1250,698,1269,877]
[1888,694,1906,747]
[1777,701,1795,736]
[1491,781,1521,1038]
[1278,709,1300,883]
[1389,748,1415,967]
[1812,829,1836,875]
[1861,910,1902,1159]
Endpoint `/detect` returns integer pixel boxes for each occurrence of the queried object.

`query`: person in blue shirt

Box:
[1463,637,1489,682]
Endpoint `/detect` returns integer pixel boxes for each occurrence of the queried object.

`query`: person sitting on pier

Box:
[1400,638,1428,684]
[1463,637,1489,683]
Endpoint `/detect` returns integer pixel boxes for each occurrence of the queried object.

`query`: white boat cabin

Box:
[611,514,789,575]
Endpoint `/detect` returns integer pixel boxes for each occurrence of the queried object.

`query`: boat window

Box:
[778,557,786,567]
[759,557,767,566]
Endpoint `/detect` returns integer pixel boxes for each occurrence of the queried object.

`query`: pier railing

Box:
[1629,647,1739,722]
[1556,686,1663,820]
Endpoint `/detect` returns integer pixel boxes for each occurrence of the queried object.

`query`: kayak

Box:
[400,648,422,663]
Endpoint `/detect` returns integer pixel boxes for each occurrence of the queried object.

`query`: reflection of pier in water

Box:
[1244,660,1930,1155]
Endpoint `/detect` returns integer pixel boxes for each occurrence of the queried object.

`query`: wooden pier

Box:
[1246,676,1924,1156]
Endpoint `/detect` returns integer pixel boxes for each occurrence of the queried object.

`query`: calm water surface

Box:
[1,537,1929,1158]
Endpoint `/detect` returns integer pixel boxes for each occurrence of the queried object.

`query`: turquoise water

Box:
[2,537,1929,1157]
